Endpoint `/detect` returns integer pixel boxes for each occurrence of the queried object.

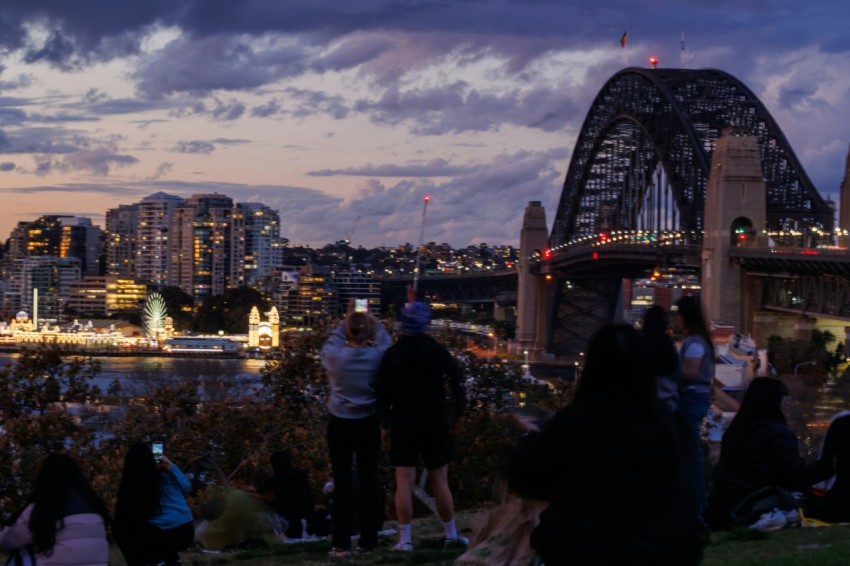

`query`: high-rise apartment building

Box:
[331,270,381,316]
[59,217,102,276]
[66,276,147,317]
[7,215,101,276]
[171,194,245,302]
[4,256,82,323]
[136,192,183,287]
[239,202,284,285]
[104,203,139,278]
[286,264,334,326]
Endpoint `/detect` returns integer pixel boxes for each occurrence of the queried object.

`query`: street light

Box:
[487,332,494,363]
[522,349,530,380]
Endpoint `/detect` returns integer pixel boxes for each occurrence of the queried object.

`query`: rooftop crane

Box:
[345,215,361,247]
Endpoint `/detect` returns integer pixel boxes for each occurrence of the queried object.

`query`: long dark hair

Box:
[576,323,655,402]
[114,443,161,522]
[722,378,790,455]
[574,324,681,479]
[642,305,679,377]
[675,295,714,359]
[28,453,109,554]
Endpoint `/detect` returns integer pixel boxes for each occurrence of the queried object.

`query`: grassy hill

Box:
[96,512,850,565]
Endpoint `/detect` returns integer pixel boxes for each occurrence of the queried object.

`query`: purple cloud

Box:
[308,158,475,177]
[59,149,138,175]
[175,140,215,154]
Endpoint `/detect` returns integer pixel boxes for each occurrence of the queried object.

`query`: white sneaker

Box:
[391,542,413,552]
[749,509,787,532]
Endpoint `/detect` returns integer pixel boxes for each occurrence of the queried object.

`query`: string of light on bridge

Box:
[529,226,850,263]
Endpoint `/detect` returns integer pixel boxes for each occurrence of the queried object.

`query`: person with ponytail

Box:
[674,295,715,513]
[320,300,392,557]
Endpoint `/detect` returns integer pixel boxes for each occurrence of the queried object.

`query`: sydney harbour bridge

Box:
[389,67,850,358]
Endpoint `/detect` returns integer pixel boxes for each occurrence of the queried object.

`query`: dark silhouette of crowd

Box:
[5,294,850,565]
[504,323,707,565]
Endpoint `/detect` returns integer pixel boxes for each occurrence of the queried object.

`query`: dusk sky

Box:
[0,1,849,248]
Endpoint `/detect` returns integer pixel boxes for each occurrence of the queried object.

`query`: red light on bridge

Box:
[542,248,552,260]
[592,252,599,260]
[649,56,659,69]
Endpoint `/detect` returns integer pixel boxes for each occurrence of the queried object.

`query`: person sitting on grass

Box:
[704,378,808,531]
[112,443,195,566]
[806,411,850,523]
[504,324,706,566]
[0,453,110,566]
[258,449,316,540]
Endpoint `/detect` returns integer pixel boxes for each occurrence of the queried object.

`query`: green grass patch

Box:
[8,513,849,565]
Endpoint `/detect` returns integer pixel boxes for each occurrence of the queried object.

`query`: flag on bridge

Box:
[620,30,628,48]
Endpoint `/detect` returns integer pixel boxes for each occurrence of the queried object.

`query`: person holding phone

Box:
[113,443,194,566]
[320,299,392,557]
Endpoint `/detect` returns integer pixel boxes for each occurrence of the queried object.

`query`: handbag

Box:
[453,496,544,566]
[730,485,800,527]
[4,545,35,566]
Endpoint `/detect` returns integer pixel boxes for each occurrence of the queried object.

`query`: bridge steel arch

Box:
[545,67,833,356]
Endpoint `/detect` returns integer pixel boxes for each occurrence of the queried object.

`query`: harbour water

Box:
[0,353,268,394]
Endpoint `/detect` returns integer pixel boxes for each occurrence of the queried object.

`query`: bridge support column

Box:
[701,127,768,330]
[516,201,548,357]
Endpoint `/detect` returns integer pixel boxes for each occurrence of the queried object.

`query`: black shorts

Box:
[390,424,454,469]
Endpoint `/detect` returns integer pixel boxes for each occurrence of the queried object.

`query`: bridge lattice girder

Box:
[760,274,850,320]
[550,67,833,248]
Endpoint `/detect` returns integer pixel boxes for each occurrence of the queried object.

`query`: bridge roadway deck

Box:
[728,247,850,276]
[541,244,850,277]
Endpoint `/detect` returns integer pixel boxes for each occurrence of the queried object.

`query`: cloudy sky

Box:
[0,0,848,248]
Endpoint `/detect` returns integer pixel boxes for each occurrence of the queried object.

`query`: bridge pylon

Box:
[701,127,768,332]
[516,201,548,356]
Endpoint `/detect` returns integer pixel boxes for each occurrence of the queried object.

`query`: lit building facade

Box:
[171,194,245,303]
[239,202,284,285]
[287,264,334,327]
[104,203,139,278]
[331,270,381,316]
[59,217,102,276]
[136,192,183,287]
[66,276,147,317]
[3,256,82,323]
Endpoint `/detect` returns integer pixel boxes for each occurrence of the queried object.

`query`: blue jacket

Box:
[148,465,193,529]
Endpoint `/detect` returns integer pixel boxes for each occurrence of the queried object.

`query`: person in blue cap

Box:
[376,286,467,552]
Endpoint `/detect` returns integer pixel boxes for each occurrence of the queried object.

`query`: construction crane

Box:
[345,215,361,247]
[413,195,430,292]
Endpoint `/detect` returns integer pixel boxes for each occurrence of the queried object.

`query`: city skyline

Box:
[0,1,849,248]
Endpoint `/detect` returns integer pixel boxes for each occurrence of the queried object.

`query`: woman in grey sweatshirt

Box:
[320,305,392,557]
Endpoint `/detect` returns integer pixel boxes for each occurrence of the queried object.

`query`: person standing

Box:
[642,304,681,412]
[320,301,392,557]
[113,443,194,566]
[376,289,467,552]
[674,295,715,513]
